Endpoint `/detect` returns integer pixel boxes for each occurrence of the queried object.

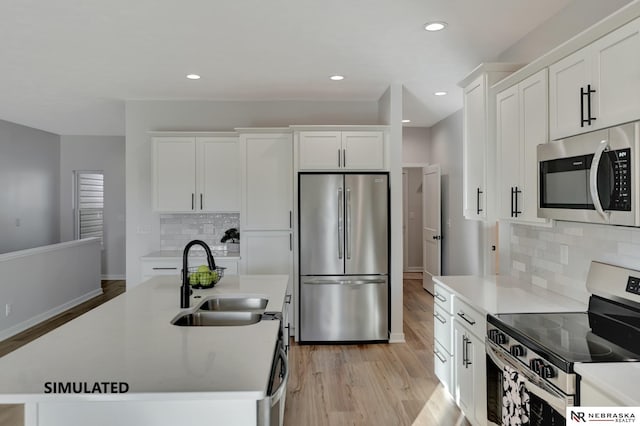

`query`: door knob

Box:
[432,235,441,240]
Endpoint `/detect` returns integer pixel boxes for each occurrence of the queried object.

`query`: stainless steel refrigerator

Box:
[299,173,389,342]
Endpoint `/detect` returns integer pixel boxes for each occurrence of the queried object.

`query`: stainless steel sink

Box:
[197,297,268,312]
[171,311,262,327]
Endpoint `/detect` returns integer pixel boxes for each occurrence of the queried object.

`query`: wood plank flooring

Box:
[0,278,470,426]
[284,278,470,426]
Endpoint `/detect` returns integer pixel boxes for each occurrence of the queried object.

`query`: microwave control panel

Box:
[610,148,631,211]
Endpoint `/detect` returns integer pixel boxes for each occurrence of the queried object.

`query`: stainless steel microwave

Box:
[537,122,639,226]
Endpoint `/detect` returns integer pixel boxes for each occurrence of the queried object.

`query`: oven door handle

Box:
[486,340,569,415]
[589,139,610,221]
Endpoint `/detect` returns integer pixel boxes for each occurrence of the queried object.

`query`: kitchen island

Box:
[0,274,289,426]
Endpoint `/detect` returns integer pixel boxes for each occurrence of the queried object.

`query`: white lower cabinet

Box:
[453,322,486,426]
[580,379,623,406]
[434,340,453,395]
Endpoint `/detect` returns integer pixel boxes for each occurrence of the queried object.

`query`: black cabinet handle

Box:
[289,233,292,251]
[510,187,515,217]
[191,193,195,210]
[289,211,292,229]
[343,149,346,167]
[338,149,341,167]
[580,86,586,127]
[587,84,597,125]
[476,188,483,214]
[514,186,522,217]
[581,85,597,127]
[200,193,203,210]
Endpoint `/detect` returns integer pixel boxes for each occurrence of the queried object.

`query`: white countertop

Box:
[575,363,640,406]
[433,274,587,315]
[142,250,240,260]
[0,274,288,402]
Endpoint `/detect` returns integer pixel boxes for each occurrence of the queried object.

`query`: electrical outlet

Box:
[5,303,11,317]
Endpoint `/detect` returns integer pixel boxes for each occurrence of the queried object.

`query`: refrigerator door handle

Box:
[346,187,352,260]
[338,187,344,259]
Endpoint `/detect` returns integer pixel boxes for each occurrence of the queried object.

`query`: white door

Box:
[549,47,591,140]
[422,164,441,293]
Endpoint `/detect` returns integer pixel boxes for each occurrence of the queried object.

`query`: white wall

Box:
[0,239,102,340]
[402,127,430,164]
[125,100,381,286]
[59,136,126,279]
[429,111,483,275]
[495,0,633,63]
[0,119,60,254]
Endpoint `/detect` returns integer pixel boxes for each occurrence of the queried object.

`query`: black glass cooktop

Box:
[489,311,640,365]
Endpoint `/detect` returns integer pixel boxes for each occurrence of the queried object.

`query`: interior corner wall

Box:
[0,119,60,254]
[125,100,381,287]
[428,110,482,275]
[402,127,431,164]
[59,136,126,278]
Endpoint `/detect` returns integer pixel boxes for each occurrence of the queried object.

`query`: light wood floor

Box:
[283,277,470,426]
[0,278,469,426]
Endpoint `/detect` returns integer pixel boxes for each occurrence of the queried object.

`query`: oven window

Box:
[540,154,593,209]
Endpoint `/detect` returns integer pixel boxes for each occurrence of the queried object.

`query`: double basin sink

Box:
[171,297,269,327]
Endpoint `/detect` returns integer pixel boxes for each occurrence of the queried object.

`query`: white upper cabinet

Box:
[463,75,489,221]
[153,137,197,212]
[550,17,640,140]
[240,131,293,231]
[497,69,549,224]
[298,130,385,170]
[152,135,240,213]
[196,137,240,212]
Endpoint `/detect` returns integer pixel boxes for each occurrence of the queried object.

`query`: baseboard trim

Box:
[101,274,125,280]
[0,288,103,341]
[406,267,423,273]
[389,332,406,343]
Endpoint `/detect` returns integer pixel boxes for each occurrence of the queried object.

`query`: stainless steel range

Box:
[486,261,640,425]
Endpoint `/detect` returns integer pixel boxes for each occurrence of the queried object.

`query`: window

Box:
[74,171,104,244]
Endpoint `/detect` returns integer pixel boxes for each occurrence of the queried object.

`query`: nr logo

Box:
[571,411,586,422]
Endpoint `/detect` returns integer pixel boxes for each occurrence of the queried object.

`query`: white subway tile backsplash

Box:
[160,213,240,251]
[510,220,640,303]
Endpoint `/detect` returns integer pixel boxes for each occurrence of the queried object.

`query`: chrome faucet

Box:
[181,240,216,308]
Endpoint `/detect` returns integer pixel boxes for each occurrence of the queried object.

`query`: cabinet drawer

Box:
[433,283,454,314]
[453,297,486,339]
[434,340,453,395]
[141,259,181,277]
[434,304,453,354]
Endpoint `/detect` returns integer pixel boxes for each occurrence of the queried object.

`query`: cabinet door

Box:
[454,322,475,424]
[342,131,384,170]
[463,75,487,220]
[241,133,293,230]
[242,231,293,278]
[196,137,240,212]
[496,85,520,221]
[549,47,591,140]
[591,17,640,130]
[519,69,549,224]
[153,137,196,212]
[298,131,342,170]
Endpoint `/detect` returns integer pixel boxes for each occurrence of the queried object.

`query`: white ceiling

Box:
[0,0,578,135]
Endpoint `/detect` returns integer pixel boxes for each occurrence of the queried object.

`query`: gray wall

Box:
[428,110,483,275]
[496,0,633,63]
[125,99,381,286]
[59,136,126,278]
[402,127,430,164]
[0,119,60,254]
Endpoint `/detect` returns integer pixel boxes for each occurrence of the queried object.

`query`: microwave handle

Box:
[589,139,610,220]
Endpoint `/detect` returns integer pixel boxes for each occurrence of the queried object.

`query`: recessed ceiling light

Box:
[434,91,448,96]
[402,119,411,123]
[330,75,345,81]
[424,21,447,32]
[186,74,201,80]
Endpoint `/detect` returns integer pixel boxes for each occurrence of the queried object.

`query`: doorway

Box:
[402,167,424,273]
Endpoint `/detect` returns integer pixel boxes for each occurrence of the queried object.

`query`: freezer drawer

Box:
[300,275,388,342]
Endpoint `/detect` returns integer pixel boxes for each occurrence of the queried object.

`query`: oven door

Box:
[486,340,572,426]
